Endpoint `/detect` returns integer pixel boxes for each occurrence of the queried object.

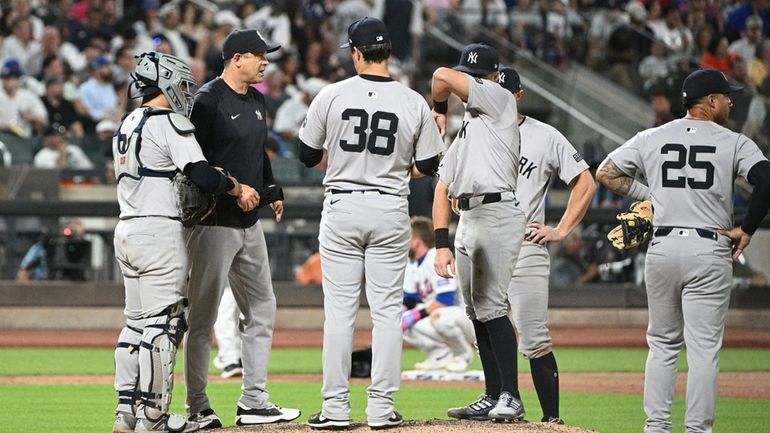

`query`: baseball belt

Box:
[653,226,718,241]
[458,191,517,211]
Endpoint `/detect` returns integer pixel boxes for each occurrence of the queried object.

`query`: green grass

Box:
[0,382,767,433]
[1,347,768,375]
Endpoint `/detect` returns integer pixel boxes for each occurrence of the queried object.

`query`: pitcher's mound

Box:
[222,419,598,432]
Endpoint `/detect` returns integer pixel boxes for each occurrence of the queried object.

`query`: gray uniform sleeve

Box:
[552,128,589,184]
[735,135,767,179]
[607,132,644,178]
[298,88,328,149]
[437,143,458,186]
[414,102,445,160]
[465,75,510,118]
[160,119,206,170]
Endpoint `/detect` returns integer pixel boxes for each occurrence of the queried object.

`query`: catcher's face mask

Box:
[131,52,198,117]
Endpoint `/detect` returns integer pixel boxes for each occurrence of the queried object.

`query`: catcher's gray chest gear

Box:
[607,118,767,433]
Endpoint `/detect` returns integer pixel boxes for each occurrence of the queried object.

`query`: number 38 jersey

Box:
[299,75,444,196]
[608,118,766,230]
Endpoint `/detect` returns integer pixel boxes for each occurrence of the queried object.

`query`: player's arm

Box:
[411,155,440,177]
[183,161,241,196]
[431,67,469,137]
[528,170,596,244]
[720,160,770,260]
[432,180,455,278]
[299,140,328,169]
[596,158,650,200]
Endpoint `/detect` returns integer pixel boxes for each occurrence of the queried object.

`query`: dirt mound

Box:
[219,419,597,433]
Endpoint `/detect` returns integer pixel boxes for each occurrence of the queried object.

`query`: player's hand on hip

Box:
[718,227,752,261]
[434,247,455,278]
[526,222,565,245]
[237,184,260,211]
[270,200,283,223]
[432,111,447,138]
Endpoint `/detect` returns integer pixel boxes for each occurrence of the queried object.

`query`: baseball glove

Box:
[173,172,215,227]
[607,200,654,250]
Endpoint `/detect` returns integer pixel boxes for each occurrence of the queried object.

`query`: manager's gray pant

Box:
[184,222,276,414]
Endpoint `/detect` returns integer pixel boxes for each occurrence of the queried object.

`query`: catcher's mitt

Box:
[173,172,215,227]
[607,200,653,250]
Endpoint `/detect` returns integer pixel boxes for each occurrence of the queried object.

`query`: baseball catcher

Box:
[607,200,654,250]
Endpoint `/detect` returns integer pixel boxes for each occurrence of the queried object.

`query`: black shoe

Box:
[307,412,350,430]
[542,416,565,424]
[188,408,222,429]
[447,394,497,421]
[369,411,403,430]
[220,360,243,378]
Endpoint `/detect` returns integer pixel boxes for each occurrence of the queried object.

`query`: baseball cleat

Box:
[444,355,470,373]
[187,408,222,429]
[134,413,200,432]
[112,410,136,433]
[307,412,351,430]
[542,416,565,424]
[368,411,403,430]
[235,402,300,425]
[447,394,497,420]
[488,392,525,422]
[220,360,243,379]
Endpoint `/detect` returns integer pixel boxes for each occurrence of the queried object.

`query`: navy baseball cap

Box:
[453,43,499,77]
[340,17,390,48]
[0,59,23,78]
[498,67,522,93]
[222,29,280,59]
[682,68,743,101]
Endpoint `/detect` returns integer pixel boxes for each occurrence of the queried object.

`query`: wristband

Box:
[627,180,650,201]
[435,228,450,249]
[419,307,429,320]
[433,99,448,115]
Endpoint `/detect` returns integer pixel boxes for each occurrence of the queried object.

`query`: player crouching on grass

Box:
[112,51,257,433]
[402,216,476,372]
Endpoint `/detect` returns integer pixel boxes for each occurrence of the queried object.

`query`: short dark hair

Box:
[683,95,707,110]
[410,216,434,248]
[355,43,392,63]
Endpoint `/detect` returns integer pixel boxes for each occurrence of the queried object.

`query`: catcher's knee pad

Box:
[139,301,187,421]
[432,309,475,358]
[115,318,144,409]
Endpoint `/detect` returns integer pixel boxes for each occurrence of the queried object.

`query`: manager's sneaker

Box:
[488,392,525,422]
[220,360,243,379]
[447,394,497,420]
[135,413,200,432]
[368,411,403,430]
[112,410,136,433]
[235,402,301,425]
[307,412,350,430]
[187,408,222,429]
[542,416,565,424]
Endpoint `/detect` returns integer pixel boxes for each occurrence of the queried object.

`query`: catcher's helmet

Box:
[130,52,197,116]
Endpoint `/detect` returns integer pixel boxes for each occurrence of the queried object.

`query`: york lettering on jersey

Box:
[458,121,469,139]
[519,156,537,179]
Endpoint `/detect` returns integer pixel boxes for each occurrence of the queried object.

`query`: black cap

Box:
[340,17,390,48]
[222,29,280,60]
[682,68,743,102]
[44,123,67,137]
[498,67,521,93]
[453,43,499,77]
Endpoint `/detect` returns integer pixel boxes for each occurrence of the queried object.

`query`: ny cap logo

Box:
[376,35,383,41]
[255,110,263,120]
[499,72,506,83]
[467,52,478,64]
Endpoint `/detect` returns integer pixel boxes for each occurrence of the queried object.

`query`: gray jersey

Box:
[437,75,520,197]
[608,118,767,230]
[517,116,588,224]
[115,107,205,219]
[299,75,444,195]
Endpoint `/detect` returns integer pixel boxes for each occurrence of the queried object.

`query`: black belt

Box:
[120,215,181,221]
[330,189,397,196]
[653,226,718,241]
[458,193,502,211]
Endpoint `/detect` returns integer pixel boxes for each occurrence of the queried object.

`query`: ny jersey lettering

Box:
[299,76,444,196]
[517,117,588,224]
[438,75,520,198]
[402,248,461,305]
[115,107,205,219]
[608,118,767,230]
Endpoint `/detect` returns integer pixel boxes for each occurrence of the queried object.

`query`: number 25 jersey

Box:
[299,75,445,196]
[608,118,767,230]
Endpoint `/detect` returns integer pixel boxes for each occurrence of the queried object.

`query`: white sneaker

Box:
[212,355,226,371]
[235,402,301,425]
[444,355,470,373]
[414,355,450,371]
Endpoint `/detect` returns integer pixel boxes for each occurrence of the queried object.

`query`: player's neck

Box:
[355,61,390,78]
[221,69,250,94]
[684,108,711,121]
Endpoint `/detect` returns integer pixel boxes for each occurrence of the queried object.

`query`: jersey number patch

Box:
[340,108,399,156]
[661,143,715,189]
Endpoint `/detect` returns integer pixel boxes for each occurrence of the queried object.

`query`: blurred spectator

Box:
[459,0,509,41]
[692,24,716,60]
[33,123,93,169]
[606,0,654,92]
[649,86,674,127]
[9,0,45,40]
[728,14,763,64]
[728,57,754,130]
[732,253,769,289]
[1,17,41,75]
[265,136,280,161]
[638,41,671,92]
[98,119,119,183]
[295,252,322,285]
[725,0,769,39]
[28,25,86,78]
[262,64,290,124]
[331,0,372,50]
[181,2,215,57]
[69,6,115,51]
[648,5,693,59]
[700,35,738,74]
[159,2,193,63]
[748,39,770,88]
[550,232,599,287]
[741,75,770,155]
[244,1,293,51]
[201,10,240,82]
[0,59,48,139]
[374,0,424,65]
[78,55,119,123]
[274,77,328,142]
[112,45,135,85]
[133,0,163,50]
[42,75,85,138]
[17,232,53,281]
